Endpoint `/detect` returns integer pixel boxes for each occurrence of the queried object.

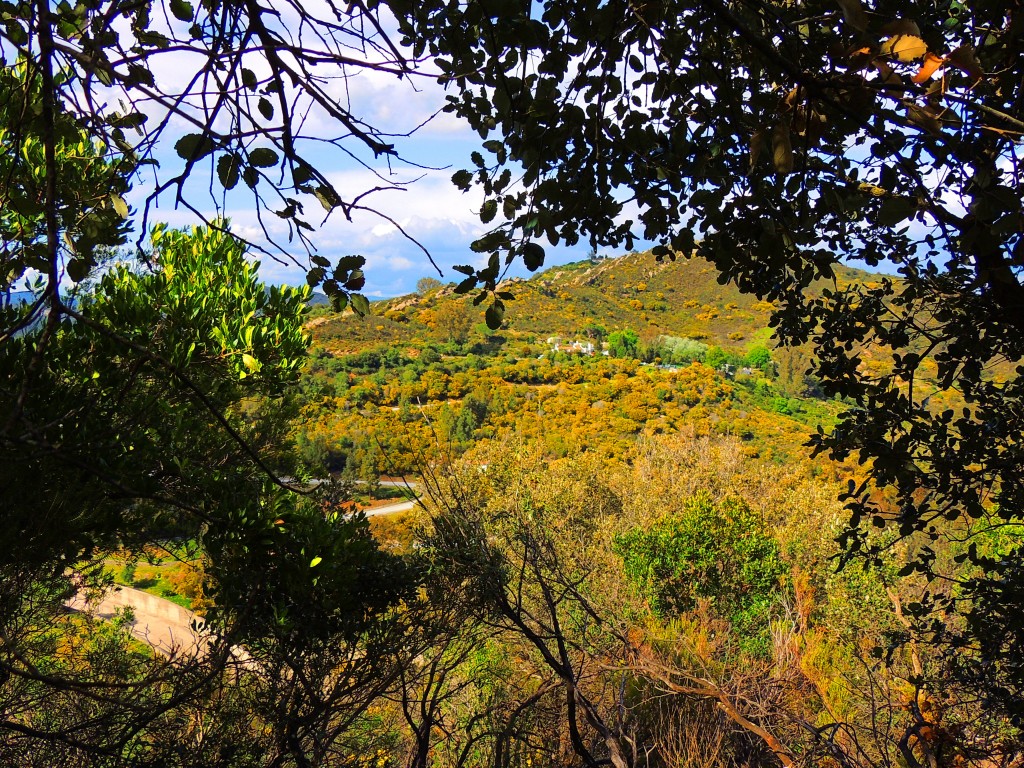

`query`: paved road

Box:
[362,498,418,517]
[375,479,422,490]
[67,585,209,658]
[68,499,416,657]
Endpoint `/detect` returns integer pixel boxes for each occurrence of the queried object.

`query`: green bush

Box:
[614,493,787,650]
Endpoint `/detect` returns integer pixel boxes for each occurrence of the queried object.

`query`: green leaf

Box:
[454,276,477,294]
[5,20,28,46]
[170,0,194,21]
[522,242,545,271]
[310,556,323,568]
[306,266,326,286]
[480,199,498,223]
[249,147,278,168]
[292,164,314,185]
[136,29,170,47]
[9,194,44,217]
[66,258,90,283]
[345,269,365,291]
[314,185,340,211]
[452,169,473,189]
[110,194,129,219]
[217,153,241,190]
[258,97,274,120]
[350,293,370,316]
[241,68,258,90]
[175,133,215,162]
[335,255,365,272]
[485,301,504,329]
[876,197,916,226]
[111,111,148,130]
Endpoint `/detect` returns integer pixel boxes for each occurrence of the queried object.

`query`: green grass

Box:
[108,558,194,610]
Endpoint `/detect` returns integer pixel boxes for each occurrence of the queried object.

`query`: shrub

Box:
[614,493,787,647]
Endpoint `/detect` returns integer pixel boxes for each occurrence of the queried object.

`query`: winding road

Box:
[67,585,209,658]
[68,494,418,658]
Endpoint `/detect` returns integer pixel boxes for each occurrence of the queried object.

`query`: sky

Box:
[120,10,595,300]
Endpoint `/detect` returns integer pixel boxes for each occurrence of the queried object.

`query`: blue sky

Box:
[124,42,594,299]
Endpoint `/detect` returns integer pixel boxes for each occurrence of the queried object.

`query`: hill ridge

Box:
[310,250,879,355]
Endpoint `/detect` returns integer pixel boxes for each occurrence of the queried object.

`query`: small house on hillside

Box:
[548,337,596,356]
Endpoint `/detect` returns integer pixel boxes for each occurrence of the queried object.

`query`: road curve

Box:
[361,499,418,517]
[67,585,209,658]
[68,501,416,657]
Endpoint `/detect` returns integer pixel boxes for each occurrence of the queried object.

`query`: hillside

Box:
[309,250,877,355]
[290,250,876,483]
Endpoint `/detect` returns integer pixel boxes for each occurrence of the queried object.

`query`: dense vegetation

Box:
[2,0,1023,764]
[275,257,1019,767]
[295,252,849,481]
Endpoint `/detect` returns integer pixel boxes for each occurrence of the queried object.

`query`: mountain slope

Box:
[309,251,877,354]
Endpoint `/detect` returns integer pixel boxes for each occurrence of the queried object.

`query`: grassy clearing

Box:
[106,550,200,611]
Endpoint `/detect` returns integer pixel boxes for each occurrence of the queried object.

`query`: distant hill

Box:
[307,292,330,307]
[294,250,873,479]
[309,250,879,355]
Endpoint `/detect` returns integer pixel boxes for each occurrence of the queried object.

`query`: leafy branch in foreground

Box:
[395,0,1024,717]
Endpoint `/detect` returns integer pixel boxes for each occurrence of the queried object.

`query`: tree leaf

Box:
[772,123,793,174]
[217,153,241,190]
[350,293,370,316]
[174,133,215,162]
[292,163,314,185]
[344,269,365,291]
[873,62,904,98]
[882,34,928,63]
[880,19,922,37]
[877,196,916,225]
[170,0,193,21]
[749,128,765,173]
[249,147,278,167]
[314,185,340,211]
[905,103,943,135]
[330,293,349,312]
[258,97,274,120]
[306,266,325,286]
[309,556,322,568]
[834,0,868,31]
[66,258,90,283]
[454,276,477,294]
[8,194,44,217]
[522,242,545,271]
[948,45,983,80]
[110,194,129,219]
[912,52,945,83]
[485,301,504,329]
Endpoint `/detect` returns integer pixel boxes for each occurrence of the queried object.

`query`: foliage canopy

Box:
[390,0,1024,717]
[3,0,1024,752]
